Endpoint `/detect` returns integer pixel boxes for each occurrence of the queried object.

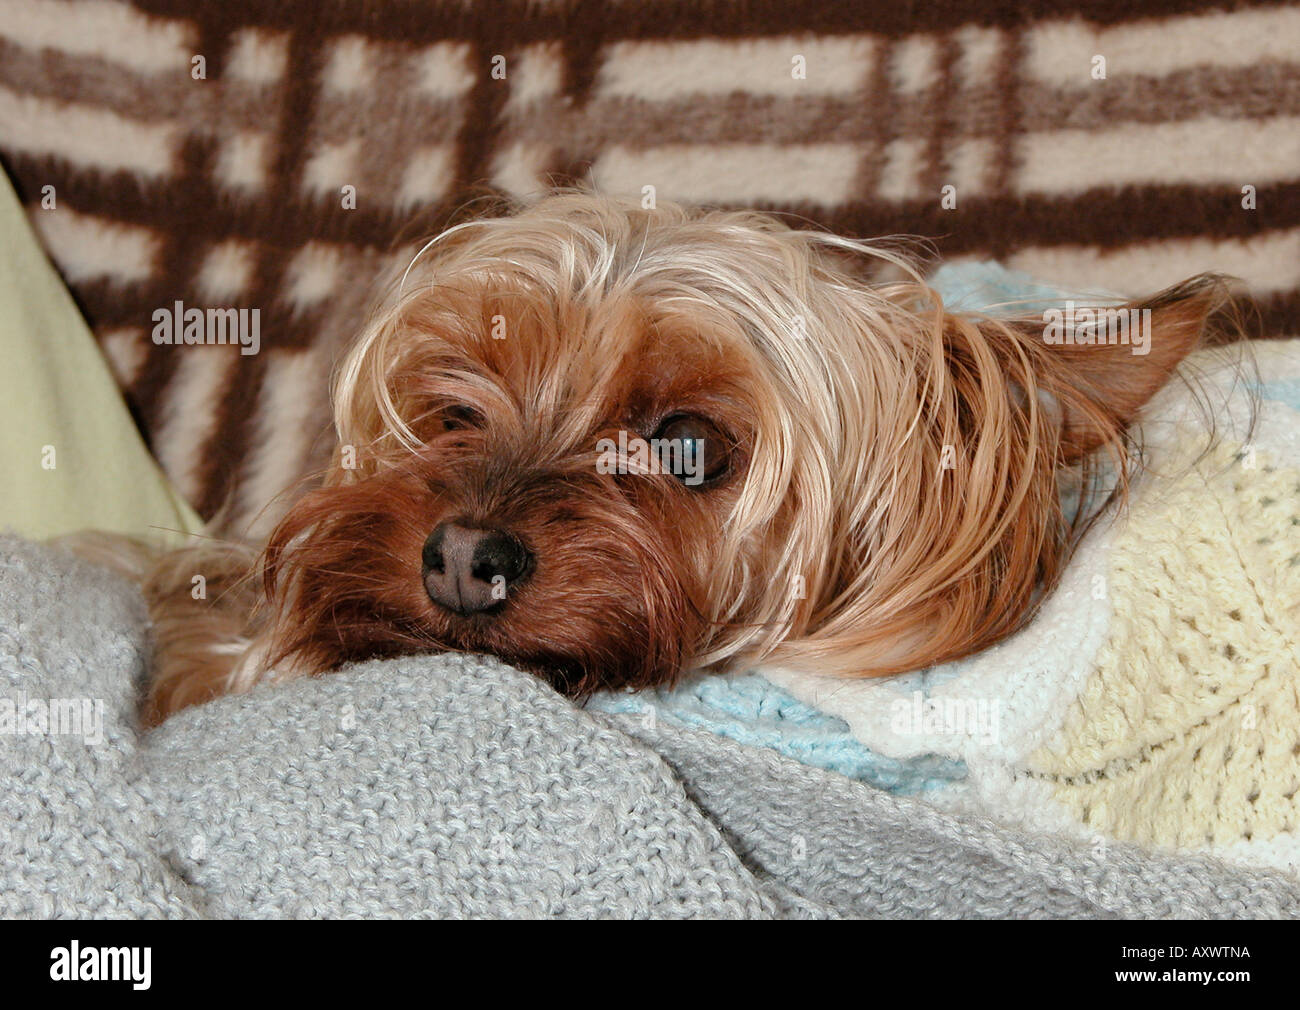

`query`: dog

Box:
[104,192,1234,726]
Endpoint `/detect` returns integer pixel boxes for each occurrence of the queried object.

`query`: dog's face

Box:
[261,194,1220,696]
[267,274,763,694]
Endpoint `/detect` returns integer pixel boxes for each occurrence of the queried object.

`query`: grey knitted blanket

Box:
[4,535,1298,919]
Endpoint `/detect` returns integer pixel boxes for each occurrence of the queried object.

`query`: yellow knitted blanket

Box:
[1027,439,1300,851]
[769,342,1300,874]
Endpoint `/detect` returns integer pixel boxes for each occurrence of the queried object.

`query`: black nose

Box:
[421,521,531,615]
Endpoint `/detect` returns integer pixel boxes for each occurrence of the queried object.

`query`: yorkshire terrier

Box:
[93,193,1233,725]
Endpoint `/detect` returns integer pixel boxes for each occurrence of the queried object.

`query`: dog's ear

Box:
[765,274,1234,682]
[974,274,1234,463]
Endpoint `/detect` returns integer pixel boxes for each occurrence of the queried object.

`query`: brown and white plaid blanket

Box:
[1,0,1297,532]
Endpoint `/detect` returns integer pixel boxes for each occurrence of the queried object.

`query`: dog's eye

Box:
[442,405,482,431]
[653,414,731,486]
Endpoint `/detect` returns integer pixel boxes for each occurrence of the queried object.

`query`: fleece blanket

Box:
[6,535,1300,918]
[2,0,1296,536]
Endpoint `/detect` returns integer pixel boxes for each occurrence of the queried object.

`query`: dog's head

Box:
[261,193,1227,695]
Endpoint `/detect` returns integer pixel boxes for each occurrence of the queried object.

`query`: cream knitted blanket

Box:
[765,339,1300,875]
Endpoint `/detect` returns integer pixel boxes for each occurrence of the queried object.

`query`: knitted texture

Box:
[764,339,1300,874]
[586,672,967,794]
[7,535,1300,918]
[1027,441,1300,850]
[0,537,202,917]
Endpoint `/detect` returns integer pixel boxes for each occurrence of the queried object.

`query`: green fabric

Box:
[0,173,202,543]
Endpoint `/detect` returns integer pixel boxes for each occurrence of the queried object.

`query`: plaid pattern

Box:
[2,0,1298,533]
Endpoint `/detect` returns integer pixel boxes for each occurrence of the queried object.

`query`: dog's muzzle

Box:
[421,520,532,616]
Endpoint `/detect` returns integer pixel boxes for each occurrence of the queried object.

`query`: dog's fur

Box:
[88,194,1235,725]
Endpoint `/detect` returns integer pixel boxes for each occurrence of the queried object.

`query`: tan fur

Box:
[77,193,1236,725]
